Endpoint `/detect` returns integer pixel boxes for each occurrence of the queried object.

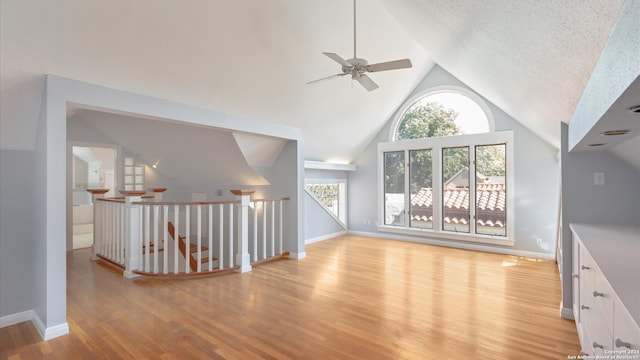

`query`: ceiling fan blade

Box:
[355,74,379,92]
[367,59,413,73]
[306,73,347,85]
[323,52,352,67]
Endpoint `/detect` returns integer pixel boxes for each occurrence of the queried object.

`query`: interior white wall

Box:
[348,65,561,257]
[0,150,36,323]
[263,140,305,258]
[304,191,346,243]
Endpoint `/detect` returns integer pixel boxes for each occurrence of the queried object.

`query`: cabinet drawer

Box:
[614,304,640,351]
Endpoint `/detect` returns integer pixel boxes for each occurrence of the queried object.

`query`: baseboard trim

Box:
[560,307,575,320]
[0,310,34,328]
[305,231,347,245]
[347,230,555,260]
[1,310,69,341]
[288,251,307,260]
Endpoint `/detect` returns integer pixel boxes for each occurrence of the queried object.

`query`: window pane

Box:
[475,144,506,236]
[384,151,405,226]
[409,149,433,229]
[442,147,470,233]
[306,184,339,218]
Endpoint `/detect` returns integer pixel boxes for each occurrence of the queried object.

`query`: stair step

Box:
[193,255,218,264]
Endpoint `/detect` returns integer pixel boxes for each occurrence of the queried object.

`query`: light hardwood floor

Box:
[1,235,580,359]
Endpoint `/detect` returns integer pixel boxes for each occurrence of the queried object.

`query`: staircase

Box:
[168,222,217,272]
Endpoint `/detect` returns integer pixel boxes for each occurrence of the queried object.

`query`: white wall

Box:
[348,65,561,257]
[0,150,36,321]
[304,191,345,242]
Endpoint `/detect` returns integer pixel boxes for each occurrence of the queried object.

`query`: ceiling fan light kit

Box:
[307,0,412,92]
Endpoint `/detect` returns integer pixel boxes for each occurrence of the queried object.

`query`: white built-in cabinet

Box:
[571,223,640,356]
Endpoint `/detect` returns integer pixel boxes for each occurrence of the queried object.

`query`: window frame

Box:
[377,131,515,246]
[304,178,348,228]
[388,85,496,142]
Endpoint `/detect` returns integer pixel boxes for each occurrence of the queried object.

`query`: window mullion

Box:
[404,149,410,228]
[432,146,442,233]
[470,145,476,236]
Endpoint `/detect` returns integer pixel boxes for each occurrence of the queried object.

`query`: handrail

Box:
[132,200,240,206]
[250,197,291,202]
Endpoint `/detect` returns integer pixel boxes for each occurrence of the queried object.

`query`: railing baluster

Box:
[185,205,190,273]
[270,201,275,257]
[262,201,267,260]
[208,204,213,272]
[228,203,234,267]
[219,204,224,269]
[279,200,283,255]
[163,205,169,274]
[117,201,121,262]
[111,202,116,262]
[153,205,159,274]
[253,202,258,261]
[174,205,179,274]
[197,204,202,273]
[122,202,127,265]
[144,205,150,272]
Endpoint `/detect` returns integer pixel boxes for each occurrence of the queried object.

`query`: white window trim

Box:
[388,85,496,142]
[377,131,515,246]
[305,178,348,228]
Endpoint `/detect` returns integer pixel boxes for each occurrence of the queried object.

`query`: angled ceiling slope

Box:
[70,110,271,187]
[379,0,626,149]
[0,0,431,163]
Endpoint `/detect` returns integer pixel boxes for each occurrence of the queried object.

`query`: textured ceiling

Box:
[0,0,626,161]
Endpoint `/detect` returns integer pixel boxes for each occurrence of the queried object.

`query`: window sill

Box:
[377,225,515,247]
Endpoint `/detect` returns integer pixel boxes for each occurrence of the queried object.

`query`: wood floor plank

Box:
[0,235,580,359]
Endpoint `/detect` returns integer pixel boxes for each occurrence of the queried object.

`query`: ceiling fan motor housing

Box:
[344,58,368,75]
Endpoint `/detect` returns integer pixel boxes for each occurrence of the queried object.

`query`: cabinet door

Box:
[580,247,595,309]
[614,305,640,352]
[588,310,613,355]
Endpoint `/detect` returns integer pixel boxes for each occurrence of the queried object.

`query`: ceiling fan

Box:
[307,0,412,92]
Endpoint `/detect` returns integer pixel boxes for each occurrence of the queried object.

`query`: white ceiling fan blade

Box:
[306,73,347,85]
[323,52,352,67]
[355,74,379,92]
[367,59,413,73]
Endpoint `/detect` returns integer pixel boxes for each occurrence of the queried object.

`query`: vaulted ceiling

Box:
[0,0,627,163]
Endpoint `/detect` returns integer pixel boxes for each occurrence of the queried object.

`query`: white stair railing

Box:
[92,190,289,277]
[249,197,290,263]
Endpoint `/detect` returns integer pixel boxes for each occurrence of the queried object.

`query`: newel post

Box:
[231,190,254,273]
[121,191,145,278]
[87,189,110,260]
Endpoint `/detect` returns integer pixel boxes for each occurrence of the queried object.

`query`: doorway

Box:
[70,145,118,250]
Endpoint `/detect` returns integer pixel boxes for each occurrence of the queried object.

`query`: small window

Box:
[305,180,347,225]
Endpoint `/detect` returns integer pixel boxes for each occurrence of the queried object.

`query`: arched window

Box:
[390,86,494,142]
[379,86,514,246]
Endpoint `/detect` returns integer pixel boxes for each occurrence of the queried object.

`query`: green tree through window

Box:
[396,102,460,140]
